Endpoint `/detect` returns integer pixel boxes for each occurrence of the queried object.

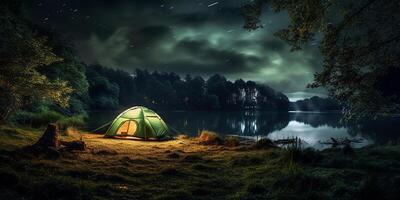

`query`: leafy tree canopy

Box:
[0,0,72,120]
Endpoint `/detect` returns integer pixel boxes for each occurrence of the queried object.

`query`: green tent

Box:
[105,106,170,139]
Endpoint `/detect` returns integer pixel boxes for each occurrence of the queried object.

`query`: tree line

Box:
[86,65,290,111]
[290,96,342,112]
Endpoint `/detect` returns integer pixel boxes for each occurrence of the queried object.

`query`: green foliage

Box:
[10,108,86,130]
[10,110,64,127]
[57,115,86,130]
[0,1,73,120]
[40,47,90,115]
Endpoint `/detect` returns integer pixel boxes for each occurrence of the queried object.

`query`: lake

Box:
[87,110,400,149]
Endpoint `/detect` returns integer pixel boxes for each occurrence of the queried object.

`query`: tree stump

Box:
[33,123,60,148]
[18,124,86,159]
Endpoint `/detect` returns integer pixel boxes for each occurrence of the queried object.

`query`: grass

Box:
[0,125,399,200]
[0,125,41,150]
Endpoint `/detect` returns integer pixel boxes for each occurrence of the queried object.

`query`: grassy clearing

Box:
[0,125,399,200]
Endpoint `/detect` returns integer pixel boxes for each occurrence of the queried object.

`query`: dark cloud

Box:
[28,0,325,95]
[130,26,173,48]
[175,39,208,54]
[263,39,287,52]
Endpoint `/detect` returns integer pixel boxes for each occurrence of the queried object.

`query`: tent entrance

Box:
[116,120,138,136]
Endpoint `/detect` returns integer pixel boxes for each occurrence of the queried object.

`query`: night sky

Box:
[28,0,326,101]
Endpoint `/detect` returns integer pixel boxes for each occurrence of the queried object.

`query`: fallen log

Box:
[273,137,302,145]
[60,140,86,151]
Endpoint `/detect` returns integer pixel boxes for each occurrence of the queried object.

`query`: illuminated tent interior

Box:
[105,106,170,139]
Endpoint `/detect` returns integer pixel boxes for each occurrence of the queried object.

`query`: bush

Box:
[198,130,223,145]
[30,111,64,127]
[10,109,86,130]
[8,111,34,125]
[57,115,86,130]
[10,110,64,127]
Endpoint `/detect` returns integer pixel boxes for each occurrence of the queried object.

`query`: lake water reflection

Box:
[88,110,400,149]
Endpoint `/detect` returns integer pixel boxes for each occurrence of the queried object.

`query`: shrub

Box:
[32,110,64,127]
[8,111,34,125]
[10,110,64,127]
[198,130,223,145]
[57,115,86,130]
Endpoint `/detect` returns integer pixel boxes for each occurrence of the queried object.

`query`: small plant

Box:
[198,130,223,145]
[282,137,303,169]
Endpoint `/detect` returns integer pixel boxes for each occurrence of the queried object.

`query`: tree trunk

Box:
[33,123,60,148]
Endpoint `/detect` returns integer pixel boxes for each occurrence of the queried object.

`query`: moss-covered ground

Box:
[0,125,399,200]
